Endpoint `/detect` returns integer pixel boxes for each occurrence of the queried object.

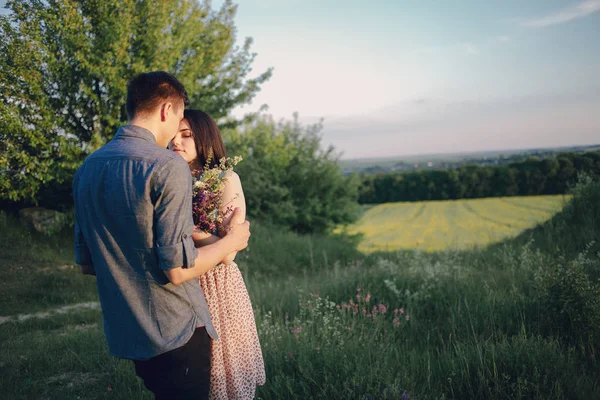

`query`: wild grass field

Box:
[1,183,599,399]
[347,195,569,252]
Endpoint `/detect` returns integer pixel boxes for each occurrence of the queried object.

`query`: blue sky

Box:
[2,1,599,159]
[220,0,600,158]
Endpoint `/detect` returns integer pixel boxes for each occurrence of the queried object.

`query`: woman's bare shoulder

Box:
[221,170,241,184]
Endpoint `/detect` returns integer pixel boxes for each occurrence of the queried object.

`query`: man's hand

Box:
[226,208,250,251]
[164,208,250,285]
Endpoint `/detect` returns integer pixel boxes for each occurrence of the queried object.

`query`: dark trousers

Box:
[134,327,211,400]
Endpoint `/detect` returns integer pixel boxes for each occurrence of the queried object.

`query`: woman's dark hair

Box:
[184,109,227,168]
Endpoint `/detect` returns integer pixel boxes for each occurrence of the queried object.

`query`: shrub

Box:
[223,114,360,234]
[534,245,600,351]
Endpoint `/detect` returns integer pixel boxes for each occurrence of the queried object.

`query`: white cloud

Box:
[521,0,600,27]
[411,42,480,56]
[462,43,479,55]
[411,36,512,58]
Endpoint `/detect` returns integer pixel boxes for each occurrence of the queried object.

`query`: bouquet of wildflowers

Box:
[191,155,243,234]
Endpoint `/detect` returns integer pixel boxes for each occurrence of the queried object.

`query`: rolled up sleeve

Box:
[153,157,198,271]
[155,231,198,271]
[74,220,93,266]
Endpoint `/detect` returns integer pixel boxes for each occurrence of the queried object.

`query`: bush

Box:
[223,114,360,234]
[534,246,600,351]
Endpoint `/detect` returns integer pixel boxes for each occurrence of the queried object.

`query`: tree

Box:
[0,0,272,203]
[356,151,600,204]
[222,114,360,234]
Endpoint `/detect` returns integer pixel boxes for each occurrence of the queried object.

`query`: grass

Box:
[1,184,600,399]
[346,195,570,252]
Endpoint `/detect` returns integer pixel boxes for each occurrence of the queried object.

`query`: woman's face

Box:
[168,118,198,164]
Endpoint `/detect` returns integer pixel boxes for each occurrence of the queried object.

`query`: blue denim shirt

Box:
[73,125,217,360]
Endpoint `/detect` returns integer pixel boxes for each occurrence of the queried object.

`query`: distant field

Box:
[347,195,569,252]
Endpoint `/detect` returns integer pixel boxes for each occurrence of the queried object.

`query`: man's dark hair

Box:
[126,71,189,119]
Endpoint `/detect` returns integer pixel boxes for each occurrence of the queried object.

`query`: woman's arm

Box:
[191,230,220,247]
[218,171,246,264]
[192,230,240,265]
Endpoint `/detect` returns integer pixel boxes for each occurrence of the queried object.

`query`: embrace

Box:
[73,71,265,400]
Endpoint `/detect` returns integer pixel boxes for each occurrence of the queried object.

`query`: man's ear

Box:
[160,103,173,122]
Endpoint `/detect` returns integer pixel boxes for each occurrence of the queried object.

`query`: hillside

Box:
[0,181,599,399]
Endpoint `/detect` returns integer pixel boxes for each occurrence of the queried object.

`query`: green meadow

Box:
[1,182,600,399]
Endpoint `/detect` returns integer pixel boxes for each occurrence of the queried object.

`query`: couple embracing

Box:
[73,71,265,399]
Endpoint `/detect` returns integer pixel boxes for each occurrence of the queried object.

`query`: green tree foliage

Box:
[223,114,360,234]
[359,152,600,204]
[0,0,271,203]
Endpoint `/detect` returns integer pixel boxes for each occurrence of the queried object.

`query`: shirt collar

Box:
[114,125,157,144]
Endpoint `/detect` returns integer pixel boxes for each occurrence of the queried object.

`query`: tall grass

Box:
[1,182,599,399]
[0,213,98,316]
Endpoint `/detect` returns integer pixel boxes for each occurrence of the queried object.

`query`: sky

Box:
[216,0,600,159]
[2,1,599,159]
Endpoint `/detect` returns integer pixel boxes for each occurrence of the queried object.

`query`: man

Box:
[73,71,250,399]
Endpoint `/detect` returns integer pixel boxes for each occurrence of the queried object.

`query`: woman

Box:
[168,109,265,399]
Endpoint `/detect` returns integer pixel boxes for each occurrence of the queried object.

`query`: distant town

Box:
[340,144,600,175]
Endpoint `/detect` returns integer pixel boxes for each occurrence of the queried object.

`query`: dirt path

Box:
[0,301,100,325]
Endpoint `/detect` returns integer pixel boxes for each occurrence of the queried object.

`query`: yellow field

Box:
[347,195,570,253]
